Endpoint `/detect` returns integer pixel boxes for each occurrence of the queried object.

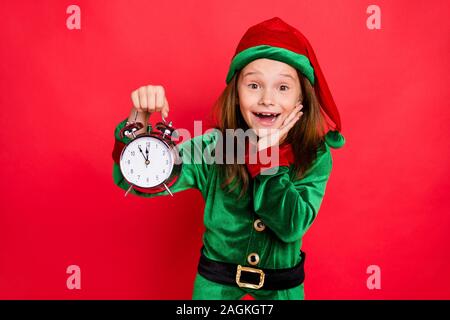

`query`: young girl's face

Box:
[237,58,303,135]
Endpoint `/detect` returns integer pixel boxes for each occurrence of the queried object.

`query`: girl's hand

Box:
[130,85,170,119]
[255,104,303,152]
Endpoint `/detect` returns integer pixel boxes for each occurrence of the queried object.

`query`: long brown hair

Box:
[208,69,328,199]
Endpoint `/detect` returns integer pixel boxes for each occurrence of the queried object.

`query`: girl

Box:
[112,17,345,300]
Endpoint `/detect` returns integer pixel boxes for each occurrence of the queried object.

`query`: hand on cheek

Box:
[257,104,303,151]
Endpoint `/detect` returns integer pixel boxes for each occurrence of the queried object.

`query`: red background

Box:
[1,0,449,299]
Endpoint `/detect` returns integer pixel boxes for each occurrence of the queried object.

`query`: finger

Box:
[279,111,303,136]
[146,86,156,113]
[281,107,298,127]
[131,90,140,111]
[162,96,170,119]
[284,110,303,129]
[282,104,303,127]
[138,86,148,111]
[155,86,165,112]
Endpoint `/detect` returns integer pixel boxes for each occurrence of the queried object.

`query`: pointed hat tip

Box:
[325,130,345,149]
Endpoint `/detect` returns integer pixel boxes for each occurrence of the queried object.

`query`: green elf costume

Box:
[111,17,345,300]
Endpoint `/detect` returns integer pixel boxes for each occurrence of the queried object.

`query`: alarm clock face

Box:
[120,136,174,188]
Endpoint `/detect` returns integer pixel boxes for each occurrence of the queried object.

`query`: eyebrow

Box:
[243,71,296,80]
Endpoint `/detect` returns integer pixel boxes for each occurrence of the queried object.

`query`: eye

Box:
[248,83,259,89]
[280,85,289,91]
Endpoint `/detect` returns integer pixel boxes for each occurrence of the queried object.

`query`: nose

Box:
[258,89,275,106]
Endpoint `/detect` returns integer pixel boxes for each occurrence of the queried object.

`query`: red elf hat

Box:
[226,17,345,148]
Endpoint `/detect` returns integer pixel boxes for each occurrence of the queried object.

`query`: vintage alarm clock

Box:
[118,114,182,197]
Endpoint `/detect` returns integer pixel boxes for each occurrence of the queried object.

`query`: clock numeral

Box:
[130,169,134,174]
[131,151,135,156]
[156,175,159,181]
[163,169,165,174]
[146,177,149,183]
[127,160,130,165]
[137,175,140,179]
[146,142,150,148]
[166,160,169,165]
[162,150,165,156]
[155,144,158,149]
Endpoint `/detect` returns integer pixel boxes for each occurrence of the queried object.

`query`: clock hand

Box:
[145,145,149,161]
[137,146,147,162]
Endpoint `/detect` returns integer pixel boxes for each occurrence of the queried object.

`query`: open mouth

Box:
[252,112,281,120]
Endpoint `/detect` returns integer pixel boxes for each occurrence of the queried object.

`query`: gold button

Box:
[253,219,266,232]
[247,253,260,266]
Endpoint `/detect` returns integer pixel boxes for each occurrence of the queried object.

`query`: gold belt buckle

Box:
[235,265,265,289]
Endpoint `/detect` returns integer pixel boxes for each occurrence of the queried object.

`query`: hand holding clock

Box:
[130,85,170,118]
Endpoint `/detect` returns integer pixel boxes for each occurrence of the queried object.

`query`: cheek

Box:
[238,105,255,127]
[238,87,260,105]
[236,90,250,118]
[282,98,301,113]
[239,102,252,117]
[238,94,251,108]
[281,105,295,115]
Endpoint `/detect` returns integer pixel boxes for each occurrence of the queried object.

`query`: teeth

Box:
[255,112,278,117]
[254,112,278,122]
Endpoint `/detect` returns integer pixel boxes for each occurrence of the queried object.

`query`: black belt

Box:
[197,249,305,290]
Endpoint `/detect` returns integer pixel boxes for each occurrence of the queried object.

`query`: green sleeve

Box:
[252,144,333,243]
[112,118,217,198]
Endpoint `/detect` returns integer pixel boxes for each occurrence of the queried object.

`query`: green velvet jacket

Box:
[112,118,343,270]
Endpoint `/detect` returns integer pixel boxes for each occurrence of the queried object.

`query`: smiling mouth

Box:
[252,112,281,120]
